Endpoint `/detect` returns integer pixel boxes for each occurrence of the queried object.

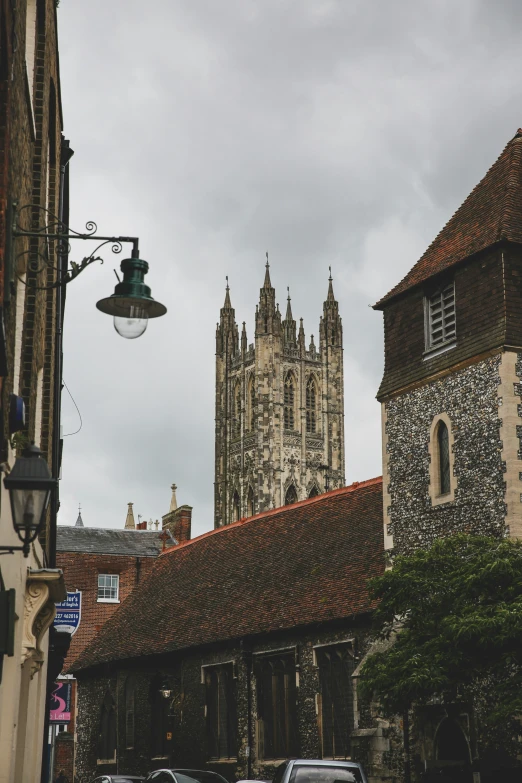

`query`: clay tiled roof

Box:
[71,478,384,672]
[375,130,522,308]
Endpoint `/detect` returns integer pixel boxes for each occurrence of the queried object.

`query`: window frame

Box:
[428,413,457,506]
[97,574,120,604]
[424,281,456,359]
[306,375,318,434]
[254,650,299,760]
[314,642,356,760]
[204,662,238,761]
[283,371,297,431]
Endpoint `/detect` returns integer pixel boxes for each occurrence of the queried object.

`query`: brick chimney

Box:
[162,484,191,543]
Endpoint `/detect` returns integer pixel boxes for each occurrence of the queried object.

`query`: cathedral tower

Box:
[214,259,345,527]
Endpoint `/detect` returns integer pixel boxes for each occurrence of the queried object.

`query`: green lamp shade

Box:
[96,257,167,320]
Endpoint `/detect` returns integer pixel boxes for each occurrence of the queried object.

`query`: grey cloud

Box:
[57,0,522,536]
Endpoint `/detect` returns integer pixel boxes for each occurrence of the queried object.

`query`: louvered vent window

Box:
[427,283,456,351]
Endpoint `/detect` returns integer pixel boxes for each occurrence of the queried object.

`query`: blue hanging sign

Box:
[53,591,82,635]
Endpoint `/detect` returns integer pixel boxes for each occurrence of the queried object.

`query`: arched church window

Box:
[285,484,298,505]
[98,690,117,762]
[248,376,256,431]
[308,485,319,499]
[232,491,240,522]
[437,421,450,495]
[247,486,255,517]
[233,382,241,437]
[125,675,135,749]
[284,372,296,430]
[306,376,317,434]
[429,414,456,506]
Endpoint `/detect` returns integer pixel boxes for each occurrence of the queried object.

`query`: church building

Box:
[214,258,345,527]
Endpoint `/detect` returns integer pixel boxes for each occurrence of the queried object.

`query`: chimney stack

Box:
[162,483,192,544]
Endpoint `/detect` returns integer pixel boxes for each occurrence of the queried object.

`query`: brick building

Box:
[0,0,71,781]
[53,494,193,780]
[70,481,383,782]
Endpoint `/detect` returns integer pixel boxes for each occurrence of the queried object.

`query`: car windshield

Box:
[288,766,362,783]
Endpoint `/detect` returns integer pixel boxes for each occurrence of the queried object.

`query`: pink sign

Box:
[50,681,72,723]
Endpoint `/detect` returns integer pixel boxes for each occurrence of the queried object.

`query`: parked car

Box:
[145,771,229,783]
[90,777,145,783]
[272,759,368,783]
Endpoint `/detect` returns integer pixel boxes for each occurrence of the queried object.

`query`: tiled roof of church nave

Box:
[71,477,384,672]
[375,129,522,308]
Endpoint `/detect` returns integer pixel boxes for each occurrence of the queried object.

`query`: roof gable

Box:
[375,130,522,308]
[71,479,384,672]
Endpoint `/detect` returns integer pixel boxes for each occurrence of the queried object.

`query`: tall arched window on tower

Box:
[232,491,240,522]
[438,421,450,495]
[306,376,317,434]
[429,414,456,506]
[284,372,296,430]
[285,484,298,505]
[248,375,256,431]
[247,486,255,517]
[233,382,241,437]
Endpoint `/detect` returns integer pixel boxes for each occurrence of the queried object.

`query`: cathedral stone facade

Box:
[214,260,345,527]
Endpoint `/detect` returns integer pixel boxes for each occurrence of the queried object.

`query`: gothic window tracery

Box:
[285,484,298,505]
[308,485,319,498]
[248,376,256,431]
[232,491,240,522]
[247,486,255,517]
[233,382,241,437]
[306,376,317,434]
[284,372,296,431]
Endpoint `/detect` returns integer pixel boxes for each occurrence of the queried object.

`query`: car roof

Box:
[289,761,362,768]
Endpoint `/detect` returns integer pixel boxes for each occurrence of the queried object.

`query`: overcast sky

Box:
[56,0,522,537]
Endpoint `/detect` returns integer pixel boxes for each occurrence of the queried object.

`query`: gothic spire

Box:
[263,252,271,288]
[125,502,136,530]
[223,276,232,309]
[169,484,178,513]
[326,266,336,304]
[75,504,84,527]
[285,287,293,321]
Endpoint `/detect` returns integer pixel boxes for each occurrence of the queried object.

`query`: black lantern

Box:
[3,444,56,557]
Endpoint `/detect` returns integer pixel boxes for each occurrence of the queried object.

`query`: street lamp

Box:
[10,203,167,339]
[96,248,167,339]
[2,444,56,557]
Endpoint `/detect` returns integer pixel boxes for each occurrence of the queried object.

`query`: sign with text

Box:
[50,680,72,723]
[53,591,81,635]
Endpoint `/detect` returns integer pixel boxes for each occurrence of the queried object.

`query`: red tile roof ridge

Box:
[374,129,522,308]
[159,476,383,557]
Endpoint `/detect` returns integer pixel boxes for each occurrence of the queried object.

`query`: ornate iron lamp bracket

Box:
[10,202,140,290]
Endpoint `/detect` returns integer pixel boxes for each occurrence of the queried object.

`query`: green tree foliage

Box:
[360,534,522,740]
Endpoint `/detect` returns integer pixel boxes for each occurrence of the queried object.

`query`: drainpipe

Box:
[49,136,74,568]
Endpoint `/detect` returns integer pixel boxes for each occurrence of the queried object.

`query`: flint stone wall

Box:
[385,353,513,555]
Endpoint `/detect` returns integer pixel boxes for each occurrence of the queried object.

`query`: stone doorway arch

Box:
[430,718,473,783]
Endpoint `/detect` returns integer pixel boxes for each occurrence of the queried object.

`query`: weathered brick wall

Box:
[57,551,157,668]
[75,622,374,783]
[384,353,507,555]
[53,731,75,782]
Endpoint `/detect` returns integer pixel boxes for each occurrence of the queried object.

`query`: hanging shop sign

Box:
[53,590,81,635]
[50,680,72,723]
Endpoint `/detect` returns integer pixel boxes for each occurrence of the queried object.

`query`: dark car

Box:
[273,759,368,783]
[145,771,229,783]
[90,777,145,783]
